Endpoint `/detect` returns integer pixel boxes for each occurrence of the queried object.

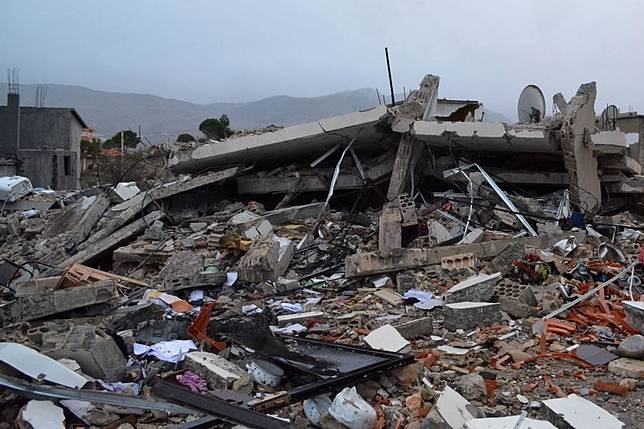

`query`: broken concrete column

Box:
[560,82,602,210]
[387,134,416,200]
[1,280,115,324]
[444,272,500,304]
[378,203,402,253]
[443,302,501,331]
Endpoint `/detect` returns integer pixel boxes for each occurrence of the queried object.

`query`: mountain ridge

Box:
[0,83,510,143]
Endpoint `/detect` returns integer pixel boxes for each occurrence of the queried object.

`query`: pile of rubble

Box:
[0,74,643,429]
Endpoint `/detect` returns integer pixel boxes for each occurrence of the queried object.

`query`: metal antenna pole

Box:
[385,47,395,107]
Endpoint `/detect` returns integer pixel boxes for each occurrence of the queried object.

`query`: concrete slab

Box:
[434,385,475,429]
[542,394,624,429]
[410,121,556,153]
[363,324,410,352]
[466,415,556,429]
[0,342,89,388]
[169,106,391,172]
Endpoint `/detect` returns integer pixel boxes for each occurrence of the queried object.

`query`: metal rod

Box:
[385,47,395,106]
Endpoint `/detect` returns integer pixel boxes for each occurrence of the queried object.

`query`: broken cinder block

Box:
[441,253,476,271]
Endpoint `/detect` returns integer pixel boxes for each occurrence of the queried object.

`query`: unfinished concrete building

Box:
[0,91,86,189]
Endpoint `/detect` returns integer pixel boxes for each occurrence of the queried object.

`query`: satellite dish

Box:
[517,84,546,124]
[600,105,619,131]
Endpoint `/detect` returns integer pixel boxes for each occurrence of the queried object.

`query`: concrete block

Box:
[486,241,526,275]
[458,228,484,244]
[394,317,433,340]
[182,351,246,389]
[396,194,417,227]
[441,253,476,271]
[623,301,644,334]
[608,357,644,379]
[444,272,500,304]
[238,235,294,283]
[275,277,301,294]
[443,302,501,331]
[395,272,416,294]
[45,325,126,382]
[493,282,537,318]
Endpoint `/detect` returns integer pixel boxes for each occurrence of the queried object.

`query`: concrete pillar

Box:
[387,134,415,200]
[5,94,20,155]
[560,82,602,211]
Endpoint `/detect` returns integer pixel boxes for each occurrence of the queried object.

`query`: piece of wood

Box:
[56,263,148,289]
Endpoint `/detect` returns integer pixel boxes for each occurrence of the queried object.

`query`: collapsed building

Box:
[0,74,643,429]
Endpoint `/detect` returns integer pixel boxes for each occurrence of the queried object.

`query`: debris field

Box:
[0,74,643,429]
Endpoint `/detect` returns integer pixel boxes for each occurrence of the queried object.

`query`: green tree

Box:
[199,114,233,140]
[103,130,140,150]
[176,133,196,143]
[80,138,101,157]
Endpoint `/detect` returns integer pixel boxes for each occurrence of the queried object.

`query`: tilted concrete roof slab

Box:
[169,105,392,173]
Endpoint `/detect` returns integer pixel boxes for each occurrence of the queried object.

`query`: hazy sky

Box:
[2,0,643,119]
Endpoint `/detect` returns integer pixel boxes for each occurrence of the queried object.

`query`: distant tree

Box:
[176,133,196,143]
[80,138,101,157]
[199,114,233,140]
[102,130,140,150]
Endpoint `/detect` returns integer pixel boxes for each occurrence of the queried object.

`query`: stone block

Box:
[608,357,644,379]
[444,272,500,304]
[443,302,501,331]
